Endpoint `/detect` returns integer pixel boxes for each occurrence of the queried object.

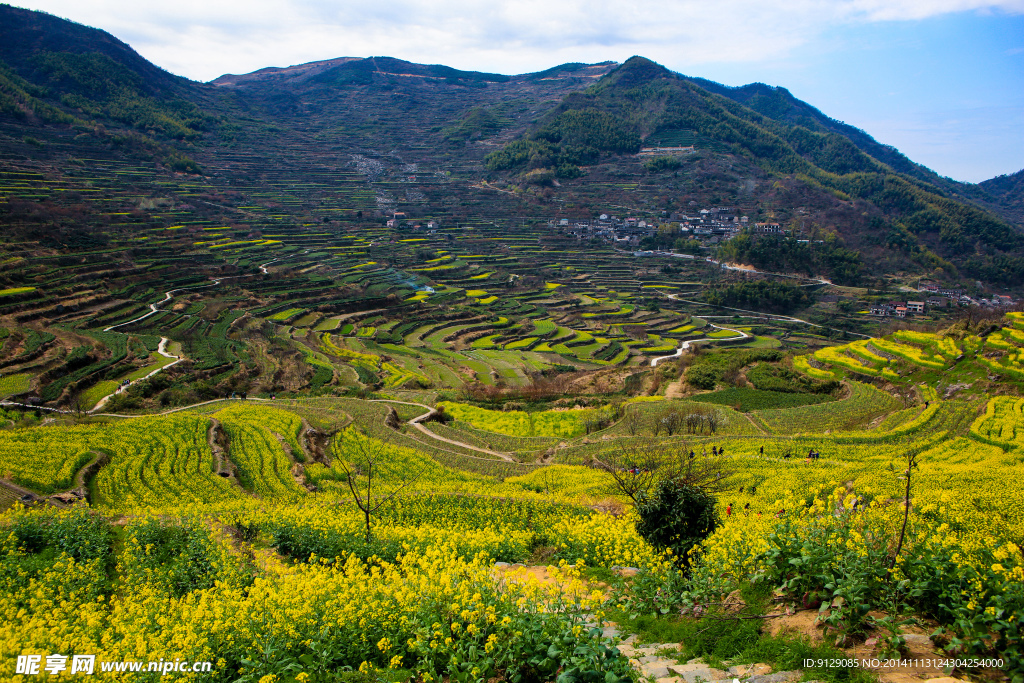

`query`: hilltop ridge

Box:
[0,3,1022,293]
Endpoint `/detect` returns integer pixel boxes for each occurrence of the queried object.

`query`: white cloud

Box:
[14,0,1024,81]
[841,0,1024,21]
[9,0,1023,179]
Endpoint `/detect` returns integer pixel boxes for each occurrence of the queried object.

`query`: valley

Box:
[0,5,1022,683]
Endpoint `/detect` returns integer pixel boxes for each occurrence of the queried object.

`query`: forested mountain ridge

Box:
[0,6,1022,290]
[485,56,1024,287]
[976,168,1024,227]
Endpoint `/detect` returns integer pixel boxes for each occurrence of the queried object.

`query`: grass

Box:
[80,380,119,409]
[0,373,31,398]
[315,317,343,331]
[689,388,835,412]
[707,329,743,339]
[268,308,306,322]
[126,353,177,381]
[607,580,874,683]
[0,287,36,297]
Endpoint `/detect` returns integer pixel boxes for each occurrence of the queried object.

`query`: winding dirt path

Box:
[90,337,182,413]
[649,323,748,368]
[2,395,518,464]
[659,291,870,339]
[371,399,518,462]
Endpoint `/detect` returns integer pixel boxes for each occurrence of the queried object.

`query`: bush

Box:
[643,156,682,173]
[686,364,718,390]
[635,479,720,572]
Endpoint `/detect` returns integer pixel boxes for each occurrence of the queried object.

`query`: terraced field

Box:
[1,85,1021,681]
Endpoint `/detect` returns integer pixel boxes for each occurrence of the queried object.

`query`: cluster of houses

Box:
[556,214,656,246]
[385,211,439,233]
[918,282,1014,308]
[868,300,929,318]
[552,207,836,249]
[555,208,757,246]
[674,208,745,243]
[869,284,1016,317]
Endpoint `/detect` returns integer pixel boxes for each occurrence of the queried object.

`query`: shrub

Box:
[636,479,720,572]
[686,364,718,390]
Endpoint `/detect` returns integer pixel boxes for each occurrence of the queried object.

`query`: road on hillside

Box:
[649,323,749,367]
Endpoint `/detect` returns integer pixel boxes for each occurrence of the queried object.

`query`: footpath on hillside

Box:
[494,562,972,683]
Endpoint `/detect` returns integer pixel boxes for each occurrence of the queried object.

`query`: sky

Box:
[11,0,1024,183]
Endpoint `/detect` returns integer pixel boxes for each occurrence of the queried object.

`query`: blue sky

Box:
[688,11,1024,183]
[12,0,1024,182]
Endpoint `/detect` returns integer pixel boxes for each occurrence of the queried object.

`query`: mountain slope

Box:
[976,168,1024,227]
[686,78,941,184]
[0,3,213,142]
[0,4,179,91]
[0,7,1021,291]
[485,56,1024,286]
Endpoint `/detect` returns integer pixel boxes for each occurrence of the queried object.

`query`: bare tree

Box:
[596,436,735,504]
[889,450,920,569]
[333,427,422,542]
[684,405,722,435]
[661,409,682,436]
[623,408,643,436]
[596,438,664,504]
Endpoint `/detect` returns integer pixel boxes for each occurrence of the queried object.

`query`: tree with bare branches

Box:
[622,407,643,436]
[332,427,422,542]
[596,436,734,504]
[889,449,920,569]
[596,436,735,571]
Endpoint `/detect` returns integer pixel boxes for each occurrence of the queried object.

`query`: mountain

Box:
[484,56,1024,286]
[1,7,1022,290]
[685,79,941,185]
[0,4,180,91]
[976,168,1024,227]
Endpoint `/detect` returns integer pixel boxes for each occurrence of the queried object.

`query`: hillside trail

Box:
[371,399,518,462]
[321,308,389,326]
[87,268,268,411]
[90,337,181,413]
[650,323,747,369]
[102,275,243,333]
[744,413,768,435]
[653,323,749,398]
[0,478,64,506]
[658,290,871,339]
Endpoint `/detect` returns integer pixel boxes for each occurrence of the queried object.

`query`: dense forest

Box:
[716,231,863,285]
[704,280,815,314]
[485,108,641,179]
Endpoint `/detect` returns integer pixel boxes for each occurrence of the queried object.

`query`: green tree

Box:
[636,478,720,572]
